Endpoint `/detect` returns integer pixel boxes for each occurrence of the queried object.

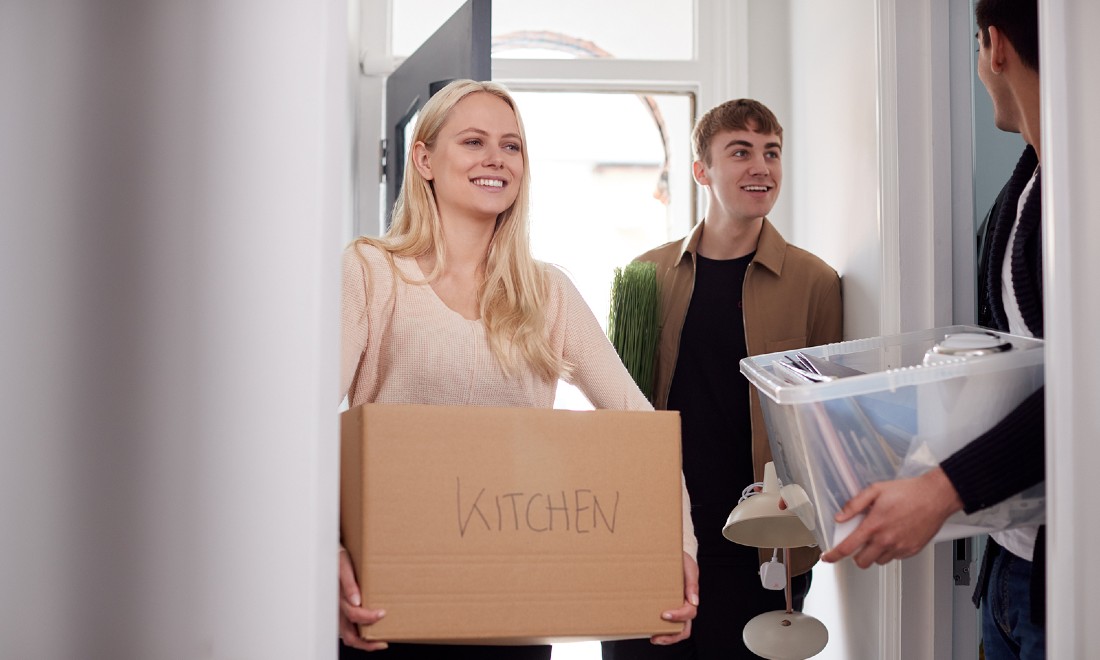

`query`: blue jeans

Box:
[981,544,1045,660]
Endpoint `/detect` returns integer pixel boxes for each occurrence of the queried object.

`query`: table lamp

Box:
[722,462,828,660]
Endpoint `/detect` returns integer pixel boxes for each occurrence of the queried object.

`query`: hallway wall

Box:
[0,3,347,658]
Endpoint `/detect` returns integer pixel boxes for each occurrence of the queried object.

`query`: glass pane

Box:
[392,0,465,59]
[511,90,694,410]
[393,0,694,60]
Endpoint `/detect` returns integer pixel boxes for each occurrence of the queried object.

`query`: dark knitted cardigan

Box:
[942,145,1046,622]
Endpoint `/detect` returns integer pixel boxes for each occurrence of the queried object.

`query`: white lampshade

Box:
[722,462,817,549]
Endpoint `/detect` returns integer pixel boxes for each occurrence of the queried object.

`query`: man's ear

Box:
[987,25,1008,73]
[692,159,709,186]
[411,141,434,180]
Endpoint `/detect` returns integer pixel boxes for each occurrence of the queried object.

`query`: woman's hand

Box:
[338,546,389,652]
[650,551,699,645]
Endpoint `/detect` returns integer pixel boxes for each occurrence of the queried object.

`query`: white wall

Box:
[754,1,977,658]
[742,0,793,237]
[795,0,886,653]
[0,2,346,658]
[787,0,884,341]
[358,0,389,238]
[748,1,887,658]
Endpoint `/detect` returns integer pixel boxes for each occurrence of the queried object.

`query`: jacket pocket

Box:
[765,336,808,353]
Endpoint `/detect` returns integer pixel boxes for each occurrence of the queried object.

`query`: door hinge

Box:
[953,537,972,586]
[379,139,387,184]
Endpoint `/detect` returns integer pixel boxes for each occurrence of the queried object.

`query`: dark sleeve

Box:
[939,386,1044,513]
[976,187,1005,329]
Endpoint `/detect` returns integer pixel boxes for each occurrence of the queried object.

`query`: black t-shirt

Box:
[667,253,756,561]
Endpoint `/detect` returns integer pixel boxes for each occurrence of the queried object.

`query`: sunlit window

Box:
[393,0,694,60]
[514,90,693,411]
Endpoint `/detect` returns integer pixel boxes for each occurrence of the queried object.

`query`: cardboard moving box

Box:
[340,403,685,645]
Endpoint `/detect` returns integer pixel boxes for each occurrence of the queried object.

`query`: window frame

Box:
[357,0,750,239]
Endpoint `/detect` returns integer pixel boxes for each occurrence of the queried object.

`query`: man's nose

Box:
[749,157,770,175]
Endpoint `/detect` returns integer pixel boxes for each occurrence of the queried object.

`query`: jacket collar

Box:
[677,217,787,275]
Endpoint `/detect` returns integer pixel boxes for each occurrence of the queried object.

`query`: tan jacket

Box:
[636,218,843,576]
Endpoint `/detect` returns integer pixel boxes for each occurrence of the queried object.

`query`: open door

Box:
[384,0,491,227]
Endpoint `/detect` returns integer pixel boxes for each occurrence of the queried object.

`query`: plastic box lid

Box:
[740,325,1045,405]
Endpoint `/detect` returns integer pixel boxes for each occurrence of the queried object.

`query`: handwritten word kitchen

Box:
[455,477,620,537]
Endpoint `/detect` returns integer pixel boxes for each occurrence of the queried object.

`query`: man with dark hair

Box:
[602,98,842,660]
[822,1,1045,657]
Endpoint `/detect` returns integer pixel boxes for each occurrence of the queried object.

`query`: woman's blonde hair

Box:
[354,79,563,382]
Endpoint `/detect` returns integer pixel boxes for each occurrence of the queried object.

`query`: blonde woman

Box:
[338,80,699,658]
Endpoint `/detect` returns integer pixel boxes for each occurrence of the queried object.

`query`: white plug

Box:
[760,551,785,590]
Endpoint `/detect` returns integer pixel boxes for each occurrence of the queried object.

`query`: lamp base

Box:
[742,610,828,660]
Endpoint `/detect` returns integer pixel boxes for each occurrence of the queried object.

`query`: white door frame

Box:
[1041,0,1100,656]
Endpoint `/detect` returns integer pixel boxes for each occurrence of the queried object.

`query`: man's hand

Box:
[820,467,964,567]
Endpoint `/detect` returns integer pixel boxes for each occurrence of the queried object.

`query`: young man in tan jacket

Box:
[603,99,842,660]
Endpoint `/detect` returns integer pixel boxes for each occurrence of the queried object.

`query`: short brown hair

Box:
[692,99,783,165]
[976,0,1039,71]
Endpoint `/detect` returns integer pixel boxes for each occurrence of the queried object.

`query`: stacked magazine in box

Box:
[740,325,1046,552]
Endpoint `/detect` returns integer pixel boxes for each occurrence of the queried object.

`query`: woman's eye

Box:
[465,139,482,147]
[504,143,521,152]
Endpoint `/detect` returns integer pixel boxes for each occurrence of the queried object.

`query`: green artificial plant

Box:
[607,260,660,402]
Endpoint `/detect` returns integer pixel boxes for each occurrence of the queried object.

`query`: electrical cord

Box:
[738,481,765,503]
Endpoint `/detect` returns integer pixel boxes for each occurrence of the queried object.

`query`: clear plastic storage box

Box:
[740,325,1045,551]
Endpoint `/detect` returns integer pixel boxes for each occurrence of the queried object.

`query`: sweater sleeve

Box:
[340,245,369,400]
[939,386,1045,513]
[549,267,698,560]
[554,269,651,412]
[340,243,386,402]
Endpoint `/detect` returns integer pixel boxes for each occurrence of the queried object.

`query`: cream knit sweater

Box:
[341,242,697,558]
